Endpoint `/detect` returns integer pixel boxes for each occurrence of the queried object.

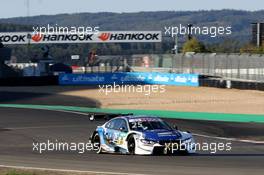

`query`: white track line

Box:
[0,165,147,175]
[0,106,147,175]
[193,133,264,144]
[53,108,264,145]
[4,106,264,144]
[6,124,89,130]
[44,108,90,116]
[55,108,264,145]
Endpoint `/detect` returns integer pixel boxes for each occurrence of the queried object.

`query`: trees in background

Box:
[182,38,207,53]
[240,43,264,54]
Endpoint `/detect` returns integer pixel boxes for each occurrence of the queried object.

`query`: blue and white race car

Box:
[90,115,196,155]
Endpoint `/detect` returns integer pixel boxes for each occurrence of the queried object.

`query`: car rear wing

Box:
[88,113,133,121]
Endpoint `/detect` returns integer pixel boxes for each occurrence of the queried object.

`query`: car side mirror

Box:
[173,125,178,130]
[119,127,127,132]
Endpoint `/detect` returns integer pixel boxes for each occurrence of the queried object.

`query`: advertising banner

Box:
[0,31,162,44]
[59,72,199,86]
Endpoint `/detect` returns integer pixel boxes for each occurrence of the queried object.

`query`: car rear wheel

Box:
[127,135,135,154]
[92,133,102,154]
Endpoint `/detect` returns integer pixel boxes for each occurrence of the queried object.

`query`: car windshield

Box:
[128,118,172,131]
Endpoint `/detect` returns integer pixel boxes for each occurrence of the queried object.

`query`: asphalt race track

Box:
[0,107,264,175]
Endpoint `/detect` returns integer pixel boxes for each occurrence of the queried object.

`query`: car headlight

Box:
[140,139,156,145]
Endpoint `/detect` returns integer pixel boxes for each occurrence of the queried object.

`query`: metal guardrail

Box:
[87,53,264,82]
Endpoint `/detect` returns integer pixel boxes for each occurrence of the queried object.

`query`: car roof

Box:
[121,115,160,120]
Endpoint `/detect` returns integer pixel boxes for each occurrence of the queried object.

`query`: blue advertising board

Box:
[59,72,199,86]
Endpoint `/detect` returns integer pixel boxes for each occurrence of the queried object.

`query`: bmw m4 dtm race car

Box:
[90,115,196,155]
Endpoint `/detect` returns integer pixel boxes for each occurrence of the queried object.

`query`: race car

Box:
[90,115,196,155]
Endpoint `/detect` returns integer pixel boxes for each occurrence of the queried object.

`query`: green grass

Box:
[0,104,264,123]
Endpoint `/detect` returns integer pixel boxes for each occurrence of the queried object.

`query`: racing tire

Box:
[92,132,102,154]
[127,135,136,155]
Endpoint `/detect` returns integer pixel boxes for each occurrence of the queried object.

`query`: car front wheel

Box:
[127,135,135,154]
[92,132,102,154]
